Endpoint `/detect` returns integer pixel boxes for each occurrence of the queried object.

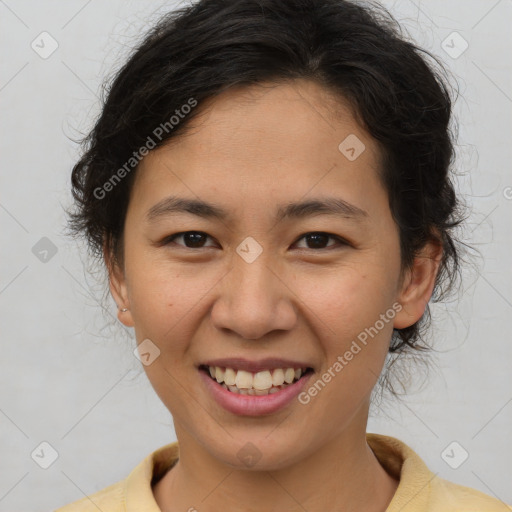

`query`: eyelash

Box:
[161,231,349,251]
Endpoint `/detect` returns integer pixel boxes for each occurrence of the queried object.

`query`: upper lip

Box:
[199,358,313,373]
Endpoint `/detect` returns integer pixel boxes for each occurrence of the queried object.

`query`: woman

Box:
[57,0,510,510]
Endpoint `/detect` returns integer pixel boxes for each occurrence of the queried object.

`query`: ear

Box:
[103,240,134,328]
[393,238,443,329]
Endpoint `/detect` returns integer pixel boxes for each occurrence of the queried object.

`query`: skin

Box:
[107,79,442,512]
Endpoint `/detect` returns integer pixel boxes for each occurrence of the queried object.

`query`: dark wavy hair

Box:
[67,0,464,394]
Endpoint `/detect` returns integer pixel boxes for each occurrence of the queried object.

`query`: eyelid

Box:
[161,231,349,250]
[293,232,349,250]
[161,231,218,248]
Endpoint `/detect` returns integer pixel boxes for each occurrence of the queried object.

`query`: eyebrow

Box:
[146,195,368,223]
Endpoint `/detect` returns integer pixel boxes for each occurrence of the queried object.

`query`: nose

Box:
[210,252,298,340]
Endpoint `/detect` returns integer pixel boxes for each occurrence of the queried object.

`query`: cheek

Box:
[295,271,396,425]
[124,253,218,345]
[294,264,398,342]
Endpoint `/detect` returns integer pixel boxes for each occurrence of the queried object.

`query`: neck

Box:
[153,416,398,512]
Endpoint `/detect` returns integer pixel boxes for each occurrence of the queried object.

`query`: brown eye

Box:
[294,232,347,250]
[164,231,216,248]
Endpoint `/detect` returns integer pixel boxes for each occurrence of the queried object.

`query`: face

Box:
[109,79,439,470]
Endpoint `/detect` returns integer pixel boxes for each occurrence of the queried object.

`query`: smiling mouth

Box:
[199,365,314,396]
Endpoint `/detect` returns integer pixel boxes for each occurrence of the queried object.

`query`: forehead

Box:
[130,79,387,222]
[166,79,374,162]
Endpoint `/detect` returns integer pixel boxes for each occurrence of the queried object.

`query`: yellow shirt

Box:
[55,433,510,511]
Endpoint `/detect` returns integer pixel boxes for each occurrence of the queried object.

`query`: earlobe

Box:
[103,241,134,328]
[393,240,443,330]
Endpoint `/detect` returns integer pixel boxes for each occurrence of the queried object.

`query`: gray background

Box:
[1,0,511,510]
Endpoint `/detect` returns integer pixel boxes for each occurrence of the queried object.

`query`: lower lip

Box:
[199,369,313,416]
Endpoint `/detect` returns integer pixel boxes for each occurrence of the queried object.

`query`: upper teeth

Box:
[208,366,305,390]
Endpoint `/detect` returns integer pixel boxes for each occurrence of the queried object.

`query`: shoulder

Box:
[429,476,512,511]
[366,433,511,512]
[54,441,179,512]
[54,481,124,512]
